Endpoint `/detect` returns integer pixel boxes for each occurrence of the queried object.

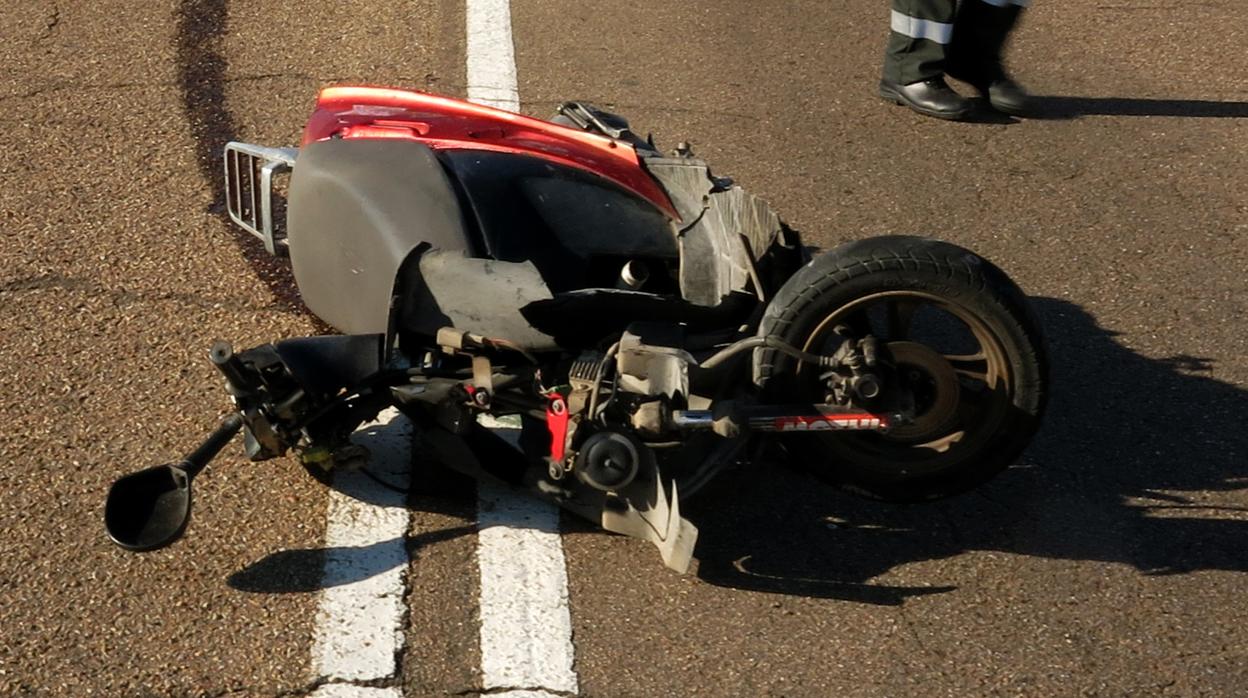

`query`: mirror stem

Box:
[180,413,245,478]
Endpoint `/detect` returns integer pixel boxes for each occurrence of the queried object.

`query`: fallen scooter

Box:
[105,87,1048,571]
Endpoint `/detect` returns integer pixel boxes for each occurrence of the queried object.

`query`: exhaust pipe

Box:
[104,413,244,551]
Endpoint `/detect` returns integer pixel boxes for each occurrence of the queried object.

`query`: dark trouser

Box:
[884,0,1025,86]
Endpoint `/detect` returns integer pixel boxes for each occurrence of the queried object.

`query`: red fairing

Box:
[303,86,680,221]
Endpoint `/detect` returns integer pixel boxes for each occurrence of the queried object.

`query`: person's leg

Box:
[880,0,971,119]
[947,0,1031,114]
[883,0,959,85]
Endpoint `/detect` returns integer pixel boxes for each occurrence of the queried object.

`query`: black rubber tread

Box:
[756,235,1048,501]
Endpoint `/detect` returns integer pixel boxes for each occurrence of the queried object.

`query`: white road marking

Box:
[467,0,520,111]
[309,684,403,698]
[466,3,580,686]
[311,409,412,690]
[478,481,578,695]
[308,4,577,694]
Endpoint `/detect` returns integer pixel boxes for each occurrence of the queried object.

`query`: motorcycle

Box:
[104,87,1048,572]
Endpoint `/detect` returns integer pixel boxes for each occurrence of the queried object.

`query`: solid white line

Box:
[465,3,580,681]
[311,409,412,687]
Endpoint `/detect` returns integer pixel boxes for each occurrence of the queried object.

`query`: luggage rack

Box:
[223,142,299,255]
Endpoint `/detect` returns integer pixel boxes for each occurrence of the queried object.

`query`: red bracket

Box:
[546,395,570,462]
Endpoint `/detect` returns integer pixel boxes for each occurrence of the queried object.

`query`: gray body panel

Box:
[404,250,560,352]
[643,157,785,306]
[286,139,471,334]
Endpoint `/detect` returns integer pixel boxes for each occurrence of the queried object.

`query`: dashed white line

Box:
[467,0,520,111]
[308,4,577,695]
[310,409,412,694]
[478,481,578,695]
[466,3,580,690]
[309,684,402,698]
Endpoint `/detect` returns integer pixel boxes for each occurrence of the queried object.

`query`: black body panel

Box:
[286,140,800,351]
[271,334,384,398]
[519,289,758,349]
[388,149,692,350]
[287,139,473,334]
[438,150,678,292]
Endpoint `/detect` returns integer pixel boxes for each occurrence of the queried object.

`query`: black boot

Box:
[879,77,973,120]
[982,77,1030,115]
[947,0,1031,115]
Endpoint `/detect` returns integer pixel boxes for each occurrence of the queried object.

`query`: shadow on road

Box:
[228,525,474,593]
[225,298,1245,602]
[226,420,478,594]
[1030,96,1248,119]
[692,297,1247,604]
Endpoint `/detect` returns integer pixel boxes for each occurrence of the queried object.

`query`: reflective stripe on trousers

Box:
[890,10,953,45]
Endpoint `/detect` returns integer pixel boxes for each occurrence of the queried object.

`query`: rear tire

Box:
[756,236,1047,501]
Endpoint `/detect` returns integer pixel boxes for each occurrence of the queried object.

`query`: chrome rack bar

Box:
[222,142,298,255]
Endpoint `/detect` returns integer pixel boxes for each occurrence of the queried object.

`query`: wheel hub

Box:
[883,341,961,443]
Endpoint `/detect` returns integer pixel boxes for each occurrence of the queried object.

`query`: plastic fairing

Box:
[601,474,698,573]
[303,86,681,221]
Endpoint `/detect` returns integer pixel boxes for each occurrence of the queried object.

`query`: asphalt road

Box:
[1,0,1245,696]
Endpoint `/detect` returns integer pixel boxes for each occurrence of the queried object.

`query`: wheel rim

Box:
[796,291,1014,479]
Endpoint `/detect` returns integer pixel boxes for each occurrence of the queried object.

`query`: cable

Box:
[587,341,621,421]
[359,467,411,494]
[698,336,835,371]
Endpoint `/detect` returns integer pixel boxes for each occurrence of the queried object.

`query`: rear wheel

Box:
[756,236,1047,501]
